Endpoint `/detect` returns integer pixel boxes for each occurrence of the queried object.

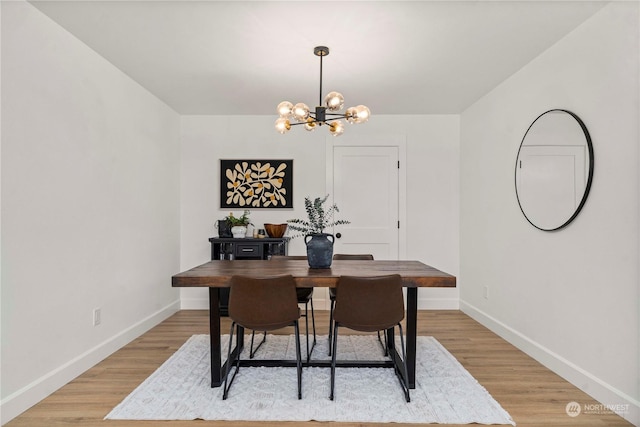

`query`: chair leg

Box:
[310,297,317,346]
[377,330,388,356]
[293,320,302,400]
[303,300,310,362]
[329,323,339,400]
[328,298,335,356]
[249,330,266,359]
[303,298,317,362]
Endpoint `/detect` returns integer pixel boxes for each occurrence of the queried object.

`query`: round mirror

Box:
[515,109,594,231]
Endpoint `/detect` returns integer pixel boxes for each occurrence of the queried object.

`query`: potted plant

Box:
[225,210,252,238]
[287,195,350,268]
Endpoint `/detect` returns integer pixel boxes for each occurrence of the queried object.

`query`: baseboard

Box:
[180,296,459,311]
[0,299,181,425]
[460,300,640,426]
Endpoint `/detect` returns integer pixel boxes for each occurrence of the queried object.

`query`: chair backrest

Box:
[228,275,299,331]
[333,274,404,332]
[332,254,374,260]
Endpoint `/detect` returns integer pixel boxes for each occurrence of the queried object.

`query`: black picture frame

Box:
[220,159,293,209]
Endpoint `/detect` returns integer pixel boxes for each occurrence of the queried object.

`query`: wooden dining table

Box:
[172,259,456,389]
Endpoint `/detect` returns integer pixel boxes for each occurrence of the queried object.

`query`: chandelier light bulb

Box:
[324,91,344,112]
[277,101,293,117]
[355,105,371,123]
[292,103,310,122]
[275,117,291,134]
[345,107,358,124]
[304,117,317,131]
[329,120,345,136]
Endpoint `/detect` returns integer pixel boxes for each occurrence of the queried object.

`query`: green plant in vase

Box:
[225,210,252,238]
[287,195,350,268]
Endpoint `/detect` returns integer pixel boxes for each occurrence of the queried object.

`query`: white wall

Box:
[460,3,639,424]
[180,114,459,309]
[0,2,181,423]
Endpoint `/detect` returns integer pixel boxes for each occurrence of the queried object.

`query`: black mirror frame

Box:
[514,109,594,232]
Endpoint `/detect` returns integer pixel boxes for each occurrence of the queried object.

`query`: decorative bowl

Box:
[264,223,288,238]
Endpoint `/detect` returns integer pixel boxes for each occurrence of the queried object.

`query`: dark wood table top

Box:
[172,259,456,288]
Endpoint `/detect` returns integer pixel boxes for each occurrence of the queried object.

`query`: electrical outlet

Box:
[483,286,489,300]
[93,308,101,326]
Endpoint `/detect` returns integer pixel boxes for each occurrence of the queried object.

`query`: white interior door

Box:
[331,146,399,260]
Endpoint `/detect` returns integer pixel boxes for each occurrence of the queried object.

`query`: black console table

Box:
[208,237,289,314]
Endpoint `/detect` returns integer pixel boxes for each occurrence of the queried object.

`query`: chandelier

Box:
[275,46,370,136]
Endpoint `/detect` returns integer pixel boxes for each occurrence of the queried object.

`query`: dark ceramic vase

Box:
[217,220,232,238]
[304,233,335,269]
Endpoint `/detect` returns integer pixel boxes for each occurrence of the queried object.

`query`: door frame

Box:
[325,134,407,260]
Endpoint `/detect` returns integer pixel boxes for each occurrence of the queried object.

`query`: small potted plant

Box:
[287,195,350,268]
[225,210,252,238]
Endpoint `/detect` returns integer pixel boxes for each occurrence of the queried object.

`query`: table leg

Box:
[237,326,245,354]
[209,287,222,387]
[406,287,417,389]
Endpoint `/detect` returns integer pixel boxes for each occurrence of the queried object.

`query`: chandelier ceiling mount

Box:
[275,46,370,136]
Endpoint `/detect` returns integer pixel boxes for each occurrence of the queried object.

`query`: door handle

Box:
[335,233,342,239]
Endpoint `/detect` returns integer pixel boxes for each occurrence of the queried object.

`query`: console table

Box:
[209,237,288,261]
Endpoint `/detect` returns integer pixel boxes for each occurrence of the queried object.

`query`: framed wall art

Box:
[220,159,293,208]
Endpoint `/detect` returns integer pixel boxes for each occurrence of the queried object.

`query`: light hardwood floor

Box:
[6,310,633,427]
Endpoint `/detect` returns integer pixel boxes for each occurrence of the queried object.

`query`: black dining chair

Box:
[250,255,317,362]
[223,274,303,400]
[328,254,375,356]
[329,274,410,402]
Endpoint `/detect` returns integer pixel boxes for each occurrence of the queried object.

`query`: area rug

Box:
[106,334,515,425]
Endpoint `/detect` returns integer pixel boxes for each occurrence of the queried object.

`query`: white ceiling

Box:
[28,1,607,115]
